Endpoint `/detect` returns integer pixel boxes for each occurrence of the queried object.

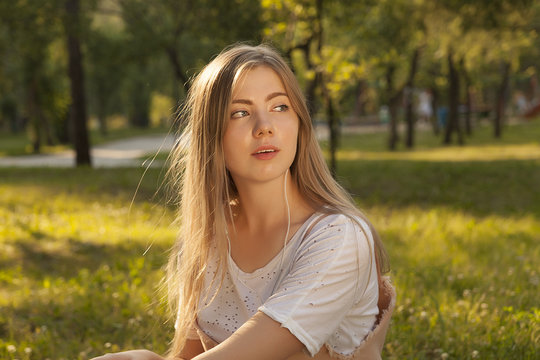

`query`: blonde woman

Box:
[92,44,394,360]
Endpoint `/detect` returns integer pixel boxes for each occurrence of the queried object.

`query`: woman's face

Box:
[223,66,299,186]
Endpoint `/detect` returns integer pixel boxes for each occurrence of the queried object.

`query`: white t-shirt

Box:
[184,213,379,357]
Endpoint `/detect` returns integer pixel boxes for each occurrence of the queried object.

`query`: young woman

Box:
[92,44,394,360]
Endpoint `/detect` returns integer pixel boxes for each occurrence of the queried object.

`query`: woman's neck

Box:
[231,172,311,233]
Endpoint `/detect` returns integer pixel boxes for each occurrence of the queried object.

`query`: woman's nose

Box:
[253,112,274,137]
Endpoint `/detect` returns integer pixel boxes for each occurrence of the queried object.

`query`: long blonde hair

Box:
[165,43,388,358]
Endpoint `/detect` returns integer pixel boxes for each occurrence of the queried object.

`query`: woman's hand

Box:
[90,349,165,360]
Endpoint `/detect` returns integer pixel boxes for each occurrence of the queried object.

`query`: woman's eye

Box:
[273,104,289,112]
[231,110,249,119]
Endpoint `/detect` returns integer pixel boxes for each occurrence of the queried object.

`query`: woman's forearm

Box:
[192,312,303,360]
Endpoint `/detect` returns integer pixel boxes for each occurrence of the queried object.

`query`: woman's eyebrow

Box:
[231,92,288,105]
[266,92,288,101]
[231,99,252,105]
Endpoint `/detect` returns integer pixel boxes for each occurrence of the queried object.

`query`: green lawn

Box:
[1,120,539,359]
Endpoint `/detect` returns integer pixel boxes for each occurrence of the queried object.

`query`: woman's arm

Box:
[177,339,205,360]
[192,312,304,360]
[89,339,204,360]
[90,349,164,360]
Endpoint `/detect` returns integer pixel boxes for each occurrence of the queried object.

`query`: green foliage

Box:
[2,0,539,155]
[421,0,538,110]
[85,23,131,128]
[1,120,539,359]
[0,0,70,145]
[439,0,535,30]
[0,0,265,152]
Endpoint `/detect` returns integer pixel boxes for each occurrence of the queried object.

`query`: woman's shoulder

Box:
[309,211,372,235]
[299,211,374,248]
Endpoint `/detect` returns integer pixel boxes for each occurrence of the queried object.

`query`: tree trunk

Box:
[97,108,107,136]
[464,84,473,136]
[528,73,538,101]
[129,63,151,128]
[315,0,338,176]
[460,58,473,136]
[166,46,190,94]
[302,0,322,117]
[27,74,55,147]
[386,64,399,151]
[404,85,414,148]
[25,66,52,152]
[405,48,420,148]
[41,103,55,146]
[26,75,41,154]
[305,69,321,117]
[326,96,338,176]
[494,61,510,138]
[65,0,91,166]
[431,87,440,136]
[1,98,19,133]
[95,83,108,136]
[444,50,463,145]
[352,79,367,120]
[27,79,41,153]
[57,108,71,144]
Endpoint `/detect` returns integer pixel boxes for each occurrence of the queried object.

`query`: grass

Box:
[1,119,539,359]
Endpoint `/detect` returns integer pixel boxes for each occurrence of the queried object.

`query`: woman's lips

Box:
[251,145,279,160]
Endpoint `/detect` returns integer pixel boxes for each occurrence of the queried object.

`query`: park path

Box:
[0,134,176,168]
[0,123,392,168]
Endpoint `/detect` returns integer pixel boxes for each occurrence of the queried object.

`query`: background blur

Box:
[1,1,539,359]
[1,0,539,162]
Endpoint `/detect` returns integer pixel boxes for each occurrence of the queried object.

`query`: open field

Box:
[1,120,539,359]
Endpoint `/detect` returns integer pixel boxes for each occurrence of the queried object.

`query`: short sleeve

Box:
[258,215,378,357]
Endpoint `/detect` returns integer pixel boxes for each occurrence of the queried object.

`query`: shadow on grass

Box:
[0,234,172,357]
[0,167,170,205]
[1,235,169,282]
[338,158,540,218]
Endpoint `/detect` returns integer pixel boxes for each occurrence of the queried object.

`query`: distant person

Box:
[437,106,448,129]
[91,44,394,360]
[514,91,529,115]
[417,89,433,124]
[378,105,390,124]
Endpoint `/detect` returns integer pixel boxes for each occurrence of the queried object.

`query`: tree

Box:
[262,0,368,173]
[347,0,426,150]
[403,47,421,148]
[445,48,464,145]
[261,0,323,113]
[117,0,262,96]
[85,14,129,135]
[0,0,64,152]
[0,24,20,133]
[64,0,92,166]
[435,0,536,139]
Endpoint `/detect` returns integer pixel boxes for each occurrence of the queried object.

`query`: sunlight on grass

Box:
[339,143,540,161]
[0,173,175,359]
[1,117,539,359]
[376,205,539,359]
[0,185,175,247]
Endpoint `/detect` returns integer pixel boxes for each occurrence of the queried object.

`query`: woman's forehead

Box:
[231,65,287,98]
